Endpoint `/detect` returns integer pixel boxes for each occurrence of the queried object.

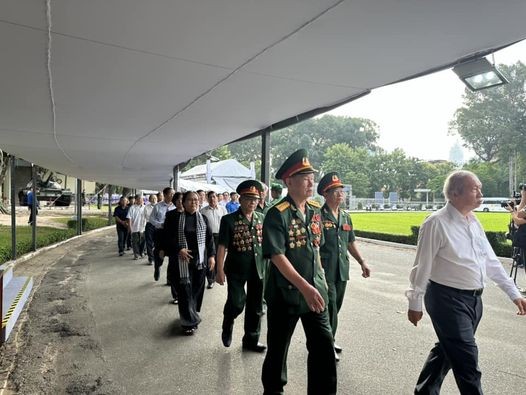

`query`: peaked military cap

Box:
[317,172,344,195]
[270,183,283,192]
[275,149,317,180]
[236,180,263,198]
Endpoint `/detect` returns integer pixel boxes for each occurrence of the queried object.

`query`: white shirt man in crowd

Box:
[127,194,146,260]
[200,191,227,288]
[407,170,526,394]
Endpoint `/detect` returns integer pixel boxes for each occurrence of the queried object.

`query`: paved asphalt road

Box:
[82,232,526,394]
[4,228,526,394]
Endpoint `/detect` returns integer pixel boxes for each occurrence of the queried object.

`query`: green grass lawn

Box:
[351,211,510,235]
[0,225,75,263]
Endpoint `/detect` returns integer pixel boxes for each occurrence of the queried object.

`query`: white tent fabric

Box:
[1,1,525,189]
[178,179,232,194]
[181,159,253,191]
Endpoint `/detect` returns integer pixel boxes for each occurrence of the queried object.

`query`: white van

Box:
[474,197,509,212]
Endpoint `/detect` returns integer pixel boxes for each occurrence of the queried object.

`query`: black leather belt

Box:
[430,280,483,296]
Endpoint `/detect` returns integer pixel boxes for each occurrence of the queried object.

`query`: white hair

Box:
[443,170,479,201]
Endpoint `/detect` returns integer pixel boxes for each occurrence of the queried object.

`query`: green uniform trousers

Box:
[262,306,337,395]
[223,267,264,346]
[327,280,347,337]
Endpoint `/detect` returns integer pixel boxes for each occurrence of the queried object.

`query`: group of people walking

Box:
[112,149,526,394]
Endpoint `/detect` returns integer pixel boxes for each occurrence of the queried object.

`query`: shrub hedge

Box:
[66,217,109,231]
[0,228,76,264]
[355,226,512,258]
[0,217,109,264]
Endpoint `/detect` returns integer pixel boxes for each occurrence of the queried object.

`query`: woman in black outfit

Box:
[163,191,216,335]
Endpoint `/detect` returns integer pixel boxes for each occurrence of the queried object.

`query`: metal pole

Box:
[76,178,82,235]
[108,185,113,225]
[31,164,37,251]
[173,165,180,191]
[10,156,16,260]
[261,130,271,186]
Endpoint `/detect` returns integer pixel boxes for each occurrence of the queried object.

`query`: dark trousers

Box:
[415,281,483,395]
[262,306,336,395]
[327,280,347,338]
[144,223,155,263]
[126,231,132,249]
[206,234,219,285]
[131,232,145,257]
[116,226,127,253]
[170,256,206,329]
[152,228,166,277]
[28,207,38,224]
[167,258,179,300]
[223,269,264,346]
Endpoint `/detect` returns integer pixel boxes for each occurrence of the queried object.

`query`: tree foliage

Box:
[449,62,526,162]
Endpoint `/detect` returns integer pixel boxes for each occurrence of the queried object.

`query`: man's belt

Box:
[430,280,483,296]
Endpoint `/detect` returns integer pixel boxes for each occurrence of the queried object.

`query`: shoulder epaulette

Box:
[307,199,321,208]
[275,201,291,212]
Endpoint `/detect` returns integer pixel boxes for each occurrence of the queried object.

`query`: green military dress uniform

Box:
[320,204,356,337]
[218,186,266,347]
[261,150,337,394]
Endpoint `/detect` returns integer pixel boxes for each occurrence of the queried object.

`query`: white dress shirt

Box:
[406,202,521,311]
[143,204,154,222]
[127,205,146,233]
[200,204,227,234]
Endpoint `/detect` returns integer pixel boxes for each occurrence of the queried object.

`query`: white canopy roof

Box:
[1,1,525,189]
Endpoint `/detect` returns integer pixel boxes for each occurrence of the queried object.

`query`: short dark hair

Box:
[196,189,204,194]
[172,192,183,203]
[183,190,198,203]
[162,186,173,195]
[207,190,216,199]
[230,192,237,197]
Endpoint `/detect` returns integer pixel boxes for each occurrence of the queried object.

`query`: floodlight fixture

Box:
[453,57,508,91]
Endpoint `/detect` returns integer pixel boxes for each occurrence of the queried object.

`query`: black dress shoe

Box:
[334,344,343,353]
[154,266,160,281]
[221,319,234,347]
[207,282,214,289]
[334,350,340,362]
[242,342,267,353]
[183,327,195,336]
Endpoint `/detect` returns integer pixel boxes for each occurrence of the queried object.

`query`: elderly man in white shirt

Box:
[407,170,526,395]
[200,190,227,288]
[127,194,146,260]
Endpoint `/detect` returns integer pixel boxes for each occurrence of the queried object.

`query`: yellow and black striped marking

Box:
[1,277,32,330]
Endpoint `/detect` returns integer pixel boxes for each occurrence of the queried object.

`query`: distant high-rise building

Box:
[449,141,464,165]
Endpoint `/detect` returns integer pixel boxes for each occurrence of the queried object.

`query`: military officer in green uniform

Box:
[261,149,336,395]
[256,182,270,215]
[216,180,267,352]
[318,172,371,361]
[269,183,283,206]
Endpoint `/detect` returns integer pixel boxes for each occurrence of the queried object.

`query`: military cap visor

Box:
[317,172,344,195]
[236,180,263,198]
[275,149,317,180]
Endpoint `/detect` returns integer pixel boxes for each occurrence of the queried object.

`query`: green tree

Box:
[449,62,526,162]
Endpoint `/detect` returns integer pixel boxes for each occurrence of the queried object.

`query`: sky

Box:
[328,40,526,162]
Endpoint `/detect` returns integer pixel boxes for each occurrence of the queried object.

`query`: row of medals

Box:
[289,218,307,249]
[233,222,261,252]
